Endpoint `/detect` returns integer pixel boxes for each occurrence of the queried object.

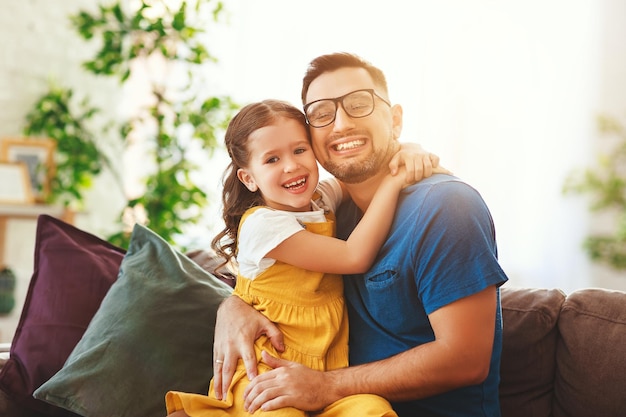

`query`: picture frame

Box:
[0,162,35,204]
[0,137,56,203]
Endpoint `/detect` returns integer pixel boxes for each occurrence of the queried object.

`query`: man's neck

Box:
[343,171,387,213]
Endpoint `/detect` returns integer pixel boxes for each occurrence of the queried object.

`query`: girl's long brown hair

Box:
[211,99,309,270]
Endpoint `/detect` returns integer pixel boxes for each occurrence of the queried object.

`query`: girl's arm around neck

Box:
[267,169,407,275]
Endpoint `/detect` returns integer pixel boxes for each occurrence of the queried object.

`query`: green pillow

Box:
[34,224,233,417]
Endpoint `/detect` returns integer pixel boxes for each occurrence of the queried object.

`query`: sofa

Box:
[498,286,625,417]
[0,215,625,417]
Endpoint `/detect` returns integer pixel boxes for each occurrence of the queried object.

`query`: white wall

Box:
[1,0,625,341]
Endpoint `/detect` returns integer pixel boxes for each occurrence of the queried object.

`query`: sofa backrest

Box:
[553,288,626,417]
[500,287,565,417]
[500,286,626,417]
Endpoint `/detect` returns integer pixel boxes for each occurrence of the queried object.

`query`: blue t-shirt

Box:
[336,174,508,417]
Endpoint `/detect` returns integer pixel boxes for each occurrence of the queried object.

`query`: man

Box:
[213,52,508,416]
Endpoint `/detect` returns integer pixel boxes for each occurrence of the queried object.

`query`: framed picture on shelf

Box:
[0,137,56,203]
[0,162,34,204]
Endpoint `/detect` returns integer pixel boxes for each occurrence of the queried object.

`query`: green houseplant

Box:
[0,267,16,315]
[24,0,237,249]
[563,115,626,269]
[23,85,119,209]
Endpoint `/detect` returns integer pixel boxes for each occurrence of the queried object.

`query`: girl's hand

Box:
[382,166,412,190]
[388,142,452,184]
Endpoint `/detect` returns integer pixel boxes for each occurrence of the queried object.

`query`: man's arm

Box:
[212,295,284,400]
[241,286,497,413]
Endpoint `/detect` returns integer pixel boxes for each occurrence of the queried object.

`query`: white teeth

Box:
[334,140,364,151]
[284,178,306,188]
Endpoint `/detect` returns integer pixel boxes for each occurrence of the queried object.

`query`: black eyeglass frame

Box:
[303,88,391,128]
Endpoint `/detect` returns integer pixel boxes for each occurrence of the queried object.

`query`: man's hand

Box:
[213,296,284,399]
[388,142,452,183]
[243,351,339,413]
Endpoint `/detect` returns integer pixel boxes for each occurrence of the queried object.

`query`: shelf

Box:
[0,204,74,268]
[0,203,67,218]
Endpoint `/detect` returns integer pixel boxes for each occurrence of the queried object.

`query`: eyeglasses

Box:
[303,89,391,128]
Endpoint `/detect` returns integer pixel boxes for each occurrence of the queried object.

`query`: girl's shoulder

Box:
[315,177,343,213]
[240,206,299,231]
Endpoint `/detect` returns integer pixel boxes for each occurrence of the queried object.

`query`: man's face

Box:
[304,67,402,184]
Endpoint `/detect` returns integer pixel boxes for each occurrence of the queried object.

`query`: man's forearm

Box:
[239,320,490,413]
[327,343,451,402]
[330,287,497,402]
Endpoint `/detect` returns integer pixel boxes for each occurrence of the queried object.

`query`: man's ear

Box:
[391,104,403,139]
[237,168,258,192]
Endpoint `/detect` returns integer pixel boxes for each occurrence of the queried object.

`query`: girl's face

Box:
[237,117,320,212]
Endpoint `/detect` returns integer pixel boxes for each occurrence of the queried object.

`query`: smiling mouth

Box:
[283,177,306,190]
[333,139,365,151]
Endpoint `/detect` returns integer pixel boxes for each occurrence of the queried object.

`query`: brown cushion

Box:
[554,288,626,417]
[186,249,236,288]
[499,287,566,417]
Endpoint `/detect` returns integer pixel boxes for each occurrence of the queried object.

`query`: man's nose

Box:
[332,105,356,132]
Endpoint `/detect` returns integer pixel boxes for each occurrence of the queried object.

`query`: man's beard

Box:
[323,135,397,184]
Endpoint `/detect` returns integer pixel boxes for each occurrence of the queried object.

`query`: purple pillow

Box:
[0,215,125,416]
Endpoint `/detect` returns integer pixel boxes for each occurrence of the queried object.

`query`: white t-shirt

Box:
[237,178,343,279]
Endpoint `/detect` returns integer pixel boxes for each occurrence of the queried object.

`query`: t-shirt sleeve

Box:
[315,177,343,213]
[237,208,305,268]
[411,181,508,314]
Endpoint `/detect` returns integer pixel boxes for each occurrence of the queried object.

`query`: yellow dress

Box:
[166,207,396,417]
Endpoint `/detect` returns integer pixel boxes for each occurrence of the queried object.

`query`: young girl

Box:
[166,100,437,417]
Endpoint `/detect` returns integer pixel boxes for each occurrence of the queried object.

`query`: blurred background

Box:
[0,0,625,341]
